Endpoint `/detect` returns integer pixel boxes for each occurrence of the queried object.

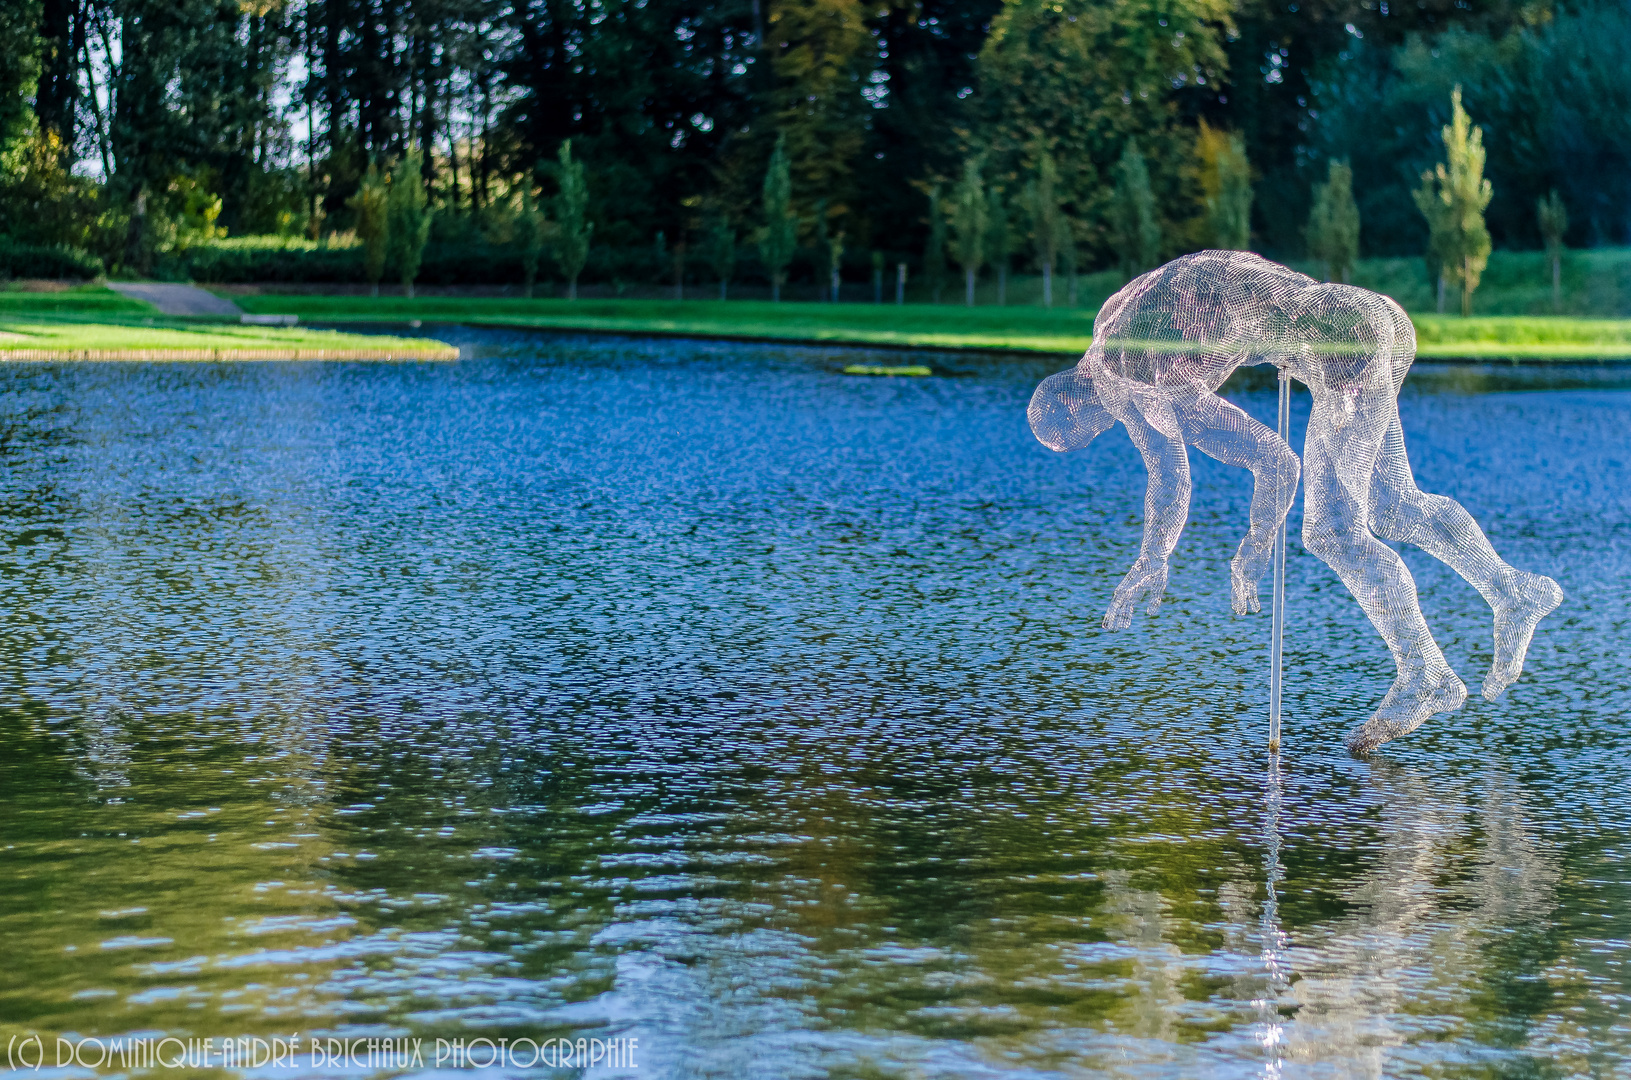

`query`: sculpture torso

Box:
[1086,250,1415,399]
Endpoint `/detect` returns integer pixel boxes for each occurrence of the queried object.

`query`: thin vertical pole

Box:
[1258,752,1288,1067]
[1269,367,1290,753]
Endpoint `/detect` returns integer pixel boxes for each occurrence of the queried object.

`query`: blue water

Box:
[1,330,1628,1078]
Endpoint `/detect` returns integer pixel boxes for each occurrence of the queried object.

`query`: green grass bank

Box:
[232,293,1631,361]
[0,285,457,361]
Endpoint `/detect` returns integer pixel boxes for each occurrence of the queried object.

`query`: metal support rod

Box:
[1269,367,1290,753]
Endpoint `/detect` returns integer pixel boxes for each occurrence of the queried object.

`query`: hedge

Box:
[0,241,105,280]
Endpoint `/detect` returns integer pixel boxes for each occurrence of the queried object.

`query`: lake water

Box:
[2,330,1628,1078]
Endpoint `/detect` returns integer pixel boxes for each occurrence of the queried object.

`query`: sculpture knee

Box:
[1372,486,1450,544]
[1303,514,1367,566]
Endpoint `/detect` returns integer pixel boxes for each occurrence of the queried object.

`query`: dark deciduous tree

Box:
[974,0,1229,267]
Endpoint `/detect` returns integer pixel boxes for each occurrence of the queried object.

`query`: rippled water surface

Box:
[2,331,1629,1078]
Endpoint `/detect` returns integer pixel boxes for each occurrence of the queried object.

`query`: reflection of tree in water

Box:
[0,370,366,1034]
[1258,760,1569,1074]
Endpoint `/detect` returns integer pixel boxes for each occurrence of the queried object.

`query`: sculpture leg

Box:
[1368,417,1563,701]
[1178,393,1300,616]
[1102,408,1191,631]
[1300,385,1466,754]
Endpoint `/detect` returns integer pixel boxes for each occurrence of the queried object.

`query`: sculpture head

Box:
[1028,368,1116,452]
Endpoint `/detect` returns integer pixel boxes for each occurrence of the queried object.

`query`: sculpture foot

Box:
[1483,571,1563,701]
[1345,668,1467,755]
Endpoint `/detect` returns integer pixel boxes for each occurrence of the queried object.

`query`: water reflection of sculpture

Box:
[1271,762,1566,1070]
[1029,252,1563,753]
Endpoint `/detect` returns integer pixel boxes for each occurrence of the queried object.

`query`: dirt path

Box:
[108,283,244,317]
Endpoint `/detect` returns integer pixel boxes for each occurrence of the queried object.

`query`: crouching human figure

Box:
[1029,251,1562,754]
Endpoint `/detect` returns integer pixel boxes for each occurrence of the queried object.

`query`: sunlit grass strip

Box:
[0,317,456,361]
[0,347,457,361]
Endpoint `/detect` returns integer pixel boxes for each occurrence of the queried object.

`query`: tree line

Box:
[1,0,1624,295]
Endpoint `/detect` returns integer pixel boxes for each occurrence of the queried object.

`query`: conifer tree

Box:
[552,140,592,300]
[1537,189,1567,312]
[813,199,833,301]
[1197,123,1252,251]
[986,185,1010,305]
[827,227,845,302]
[1060,216,1080,306]
[1111,141,1160,278]
[387,150,432,299]
[1413,87,1491,317]
[1023,153,1064,308]
[950,158,986,306]
[924,183,948,304]
[520,178,548,299]
[1412,172,1452,313]
[347,162,390,298]
[707,214,736,301]
[1306,159,1359,284]
[758,134,797,302]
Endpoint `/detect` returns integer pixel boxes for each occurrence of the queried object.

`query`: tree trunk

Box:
[123,189,148,274]
[447,107,461,215]
[772,279,780,302]
[1461,258,1472,317]
[406,282,415,300]
[569,277,578,301]
[831,267,840,303]
[720,280,727,301]
[896,263,905,304]
[1436,273,1446,314]
[997,266,1007,306]
[1552,255,1561,312]
[965,267,975,306]
[1042,263,1052,308]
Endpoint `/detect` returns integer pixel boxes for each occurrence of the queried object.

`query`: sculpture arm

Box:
[1178,393,1300,615]
[1103,411,1191,630]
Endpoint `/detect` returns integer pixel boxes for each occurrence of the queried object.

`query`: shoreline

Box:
[314,317,1631,365]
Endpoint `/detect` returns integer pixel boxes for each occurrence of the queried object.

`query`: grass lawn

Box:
[235,294,1103,354]
[0,285,456,361]
[233,294,1631,361]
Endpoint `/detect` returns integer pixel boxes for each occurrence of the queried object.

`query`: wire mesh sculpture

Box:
[1029,251,1563,754]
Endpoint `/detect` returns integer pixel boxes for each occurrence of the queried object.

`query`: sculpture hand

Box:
[1104,557,1169,630]
[1230,544,1272,615]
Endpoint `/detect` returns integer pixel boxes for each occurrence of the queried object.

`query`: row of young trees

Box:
[678,79,1541,315]
[1,0,1623,289]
